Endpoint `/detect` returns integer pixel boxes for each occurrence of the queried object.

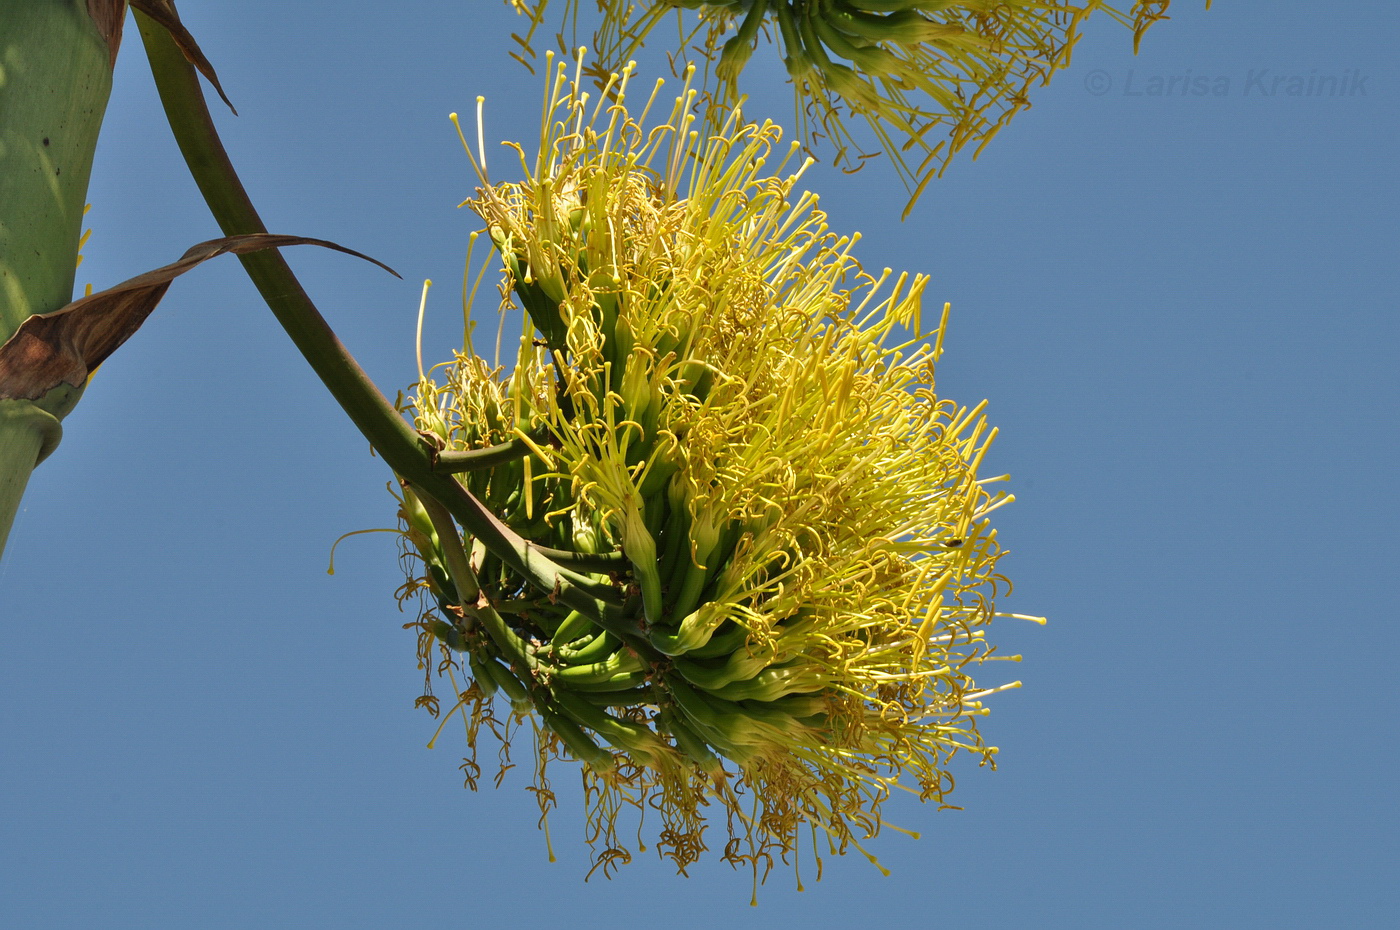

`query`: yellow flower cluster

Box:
[398,58,1034,889]
[509,0,1191,215]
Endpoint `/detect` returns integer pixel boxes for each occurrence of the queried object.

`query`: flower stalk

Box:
[136,11,644,645]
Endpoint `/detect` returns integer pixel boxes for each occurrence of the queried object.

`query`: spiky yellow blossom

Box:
[395,58,1037,890]
[508,1,1202,215]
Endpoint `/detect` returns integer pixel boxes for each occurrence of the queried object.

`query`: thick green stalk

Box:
[134,12,430,479]
[135,13,647,644]
[0,0,113,560]
[0,401,64,559]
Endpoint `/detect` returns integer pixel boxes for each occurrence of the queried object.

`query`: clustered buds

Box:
[395,59,1033,888]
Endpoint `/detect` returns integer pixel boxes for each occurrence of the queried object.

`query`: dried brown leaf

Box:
[130,0,237,114]
[0,234,398,402]
[86,0,128,71]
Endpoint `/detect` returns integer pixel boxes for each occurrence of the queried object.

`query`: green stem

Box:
[528,546,627,573]
[417,488,537,670]
[135,11,651,652]
[0,401,63,561]
[135,11,430,480]
[433,437,535,473]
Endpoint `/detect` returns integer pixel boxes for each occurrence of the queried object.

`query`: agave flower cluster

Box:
[396,59,1029,883]
[510,0,1186,214]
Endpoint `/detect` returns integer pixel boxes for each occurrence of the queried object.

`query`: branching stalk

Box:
[433,437,536,473]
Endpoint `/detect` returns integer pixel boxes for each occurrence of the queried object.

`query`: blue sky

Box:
[3,2,1397,926]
